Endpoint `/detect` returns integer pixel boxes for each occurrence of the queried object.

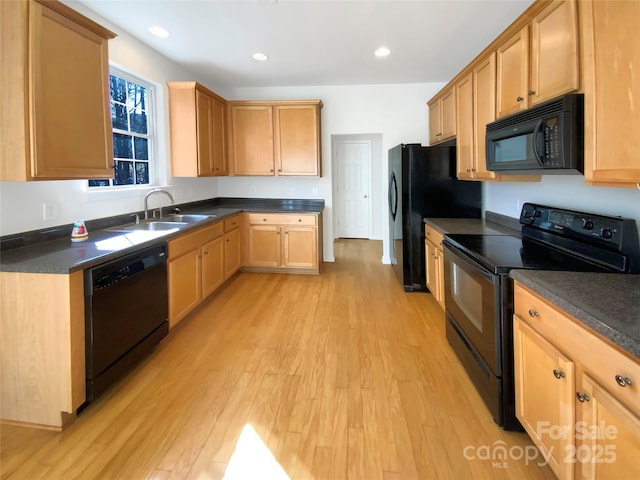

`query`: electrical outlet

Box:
[516,200,522,214]
[43,202,58,221]
[312,187,318,196]
[289,187,296,196]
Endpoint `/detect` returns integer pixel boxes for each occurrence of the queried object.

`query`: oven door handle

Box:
[443,241,497,283]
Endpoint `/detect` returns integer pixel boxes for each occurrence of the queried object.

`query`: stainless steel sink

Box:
[110,221,188,232]
[164,214,212,223]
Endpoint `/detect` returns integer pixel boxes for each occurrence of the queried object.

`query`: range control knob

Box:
[533,210,543,218]
[582,219,595,230]
[600,228,613,240]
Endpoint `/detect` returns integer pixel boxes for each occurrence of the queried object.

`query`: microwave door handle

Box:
[531,120,545,167]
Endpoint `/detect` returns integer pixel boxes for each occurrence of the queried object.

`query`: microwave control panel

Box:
[542,117,561,166]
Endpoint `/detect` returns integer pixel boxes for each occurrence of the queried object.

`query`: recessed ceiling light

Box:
[375,47,391,57]
[148,25,170,38]
[252,52,269,61]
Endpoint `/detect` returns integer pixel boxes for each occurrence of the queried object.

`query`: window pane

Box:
[134,137,148,160]
[112,103,128,130]
[88,179,111,187]
[114,160,134,185]
[128,83,147,111]
[113,133,133,159]
[135,162,149,184]
[129,108,148,134]
[110,75,127,103]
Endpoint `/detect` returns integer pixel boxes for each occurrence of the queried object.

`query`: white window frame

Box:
[86,66,159,193]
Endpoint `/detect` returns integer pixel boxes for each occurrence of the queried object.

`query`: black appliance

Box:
[486,94,584,174]
[388,143,482,291]
[84,243,169,403]
[442,203,639,430]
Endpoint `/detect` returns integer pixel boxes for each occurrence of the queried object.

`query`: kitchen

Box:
[2,0,640,479]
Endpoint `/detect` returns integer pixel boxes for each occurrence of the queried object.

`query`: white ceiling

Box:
[78,0,533,89]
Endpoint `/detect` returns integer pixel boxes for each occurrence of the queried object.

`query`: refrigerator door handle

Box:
[389,173,398,220]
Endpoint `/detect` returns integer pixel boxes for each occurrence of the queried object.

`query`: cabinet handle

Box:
[270,169,274,172]
[615,375,633,387]
[528,90,536,96]
[516,96,524,102]
[203,251,209,255]
[298,219,302,222]
[226,239,230,242]
[263,218,267,222]
[285,231,289,235]
[553,369,565,379]
[576,392,590,403]
[471,168,476,173]
[528,309,539,317]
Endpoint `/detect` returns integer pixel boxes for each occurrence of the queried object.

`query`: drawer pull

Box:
[516,96,524,102]
[298,219,302,222]
[615,375,633,387]
[576,392,590,403]
[528,309,539,317]
[553,369,565,379]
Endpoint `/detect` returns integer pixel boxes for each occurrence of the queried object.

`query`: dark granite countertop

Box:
[423,211,521,236]
[0,198,324,274]
[510,270,640,360]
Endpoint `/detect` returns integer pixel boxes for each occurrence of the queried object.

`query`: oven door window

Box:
[444,246,500,375]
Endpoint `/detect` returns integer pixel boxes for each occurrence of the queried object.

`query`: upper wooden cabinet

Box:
[580,0,640,186]
[228,100,322,176]
[167,82,228,177]
[497,0,579,118]
[0,0,116,181]
[428,88,456,145]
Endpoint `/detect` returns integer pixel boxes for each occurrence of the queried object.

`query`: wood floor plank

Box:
[1,239,553,480]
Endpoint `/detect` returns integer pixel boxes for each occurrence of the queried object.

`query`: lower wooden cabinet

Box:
[223,215,242,278]
[168,222,224,328]
[425,225,445,309]
[514,281,640,480]
[246,213,320,273]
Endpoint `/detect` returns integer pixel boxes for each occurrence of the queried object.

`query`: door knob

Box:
[364,195,368,198]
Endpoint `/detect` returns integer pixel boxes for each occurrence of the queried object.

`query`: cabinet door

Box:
[247,225,281,266]
[428,100,442,144]
[530,0,579,106]
[441,89,457,140]
[578,374,640,480]
[30,1,114,179]
[230,105,274,175]
[473,53,498,180]
[434,245,445,309]
[514,316,575,480]
[196,89,213,176]
[425,239,440,302]
[201,236,224,298]
[455,73,474,179]
[168,249,201,328]
[211,96,228,176]
[283,226,317,268]
[224,228,241,278]
[581,0,640,185]
[274,105,319,176]
[496,26,529,118]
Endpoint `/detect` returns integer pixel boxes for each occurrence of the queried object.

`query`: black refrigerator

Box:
[388,143,482,291]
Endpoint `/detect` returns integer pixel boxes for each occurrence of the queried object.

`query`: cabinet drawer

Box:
[425,225,444,246]
[168,222,223,259]
[514,283,640,414]
[224,214,241,232]
[247,213,317,226]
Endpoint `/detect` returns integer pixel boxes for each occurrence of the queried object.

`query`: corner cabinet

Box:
[0,0,116,181]
[428,88,456,145]
[579,0,640,186]
[228,100,322,176]
[514,281,640,480]
[245,213,321,274]
[496,0,579,118]
[167,82,228,177]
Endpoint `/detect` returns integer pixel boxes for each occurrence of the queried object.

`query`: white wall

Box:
[225,83,445,261]
[0,1,224,236]
[485,176,640,236]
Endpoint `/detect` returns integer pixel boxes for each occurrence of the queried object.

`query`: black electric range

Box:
[441,203,639,430]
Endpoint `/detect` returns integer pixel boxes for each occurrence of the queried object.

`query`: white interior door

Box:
[336,141,371,238]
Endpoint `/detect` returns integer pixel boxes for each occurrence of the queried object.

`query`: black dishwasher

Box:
[84,243,168,403]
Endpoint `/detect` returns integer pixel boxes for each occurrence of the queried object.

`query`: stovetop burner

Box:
[444,234,615,274]
[444,203,640,275]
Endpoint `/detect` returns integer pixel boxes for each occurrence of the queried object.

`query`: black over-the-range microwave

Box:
[485,93,584,174]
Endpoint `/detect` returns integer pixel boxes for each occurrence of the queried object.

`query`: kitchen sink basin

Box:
[110,221,188,232]
[164,214,212,223]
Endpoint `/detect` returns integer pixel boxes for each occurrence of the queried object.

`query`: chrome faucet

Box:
[144,189,175,219]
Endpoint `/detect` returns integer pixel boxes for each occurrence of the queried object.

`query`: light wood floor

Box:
[1,240,555,480]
